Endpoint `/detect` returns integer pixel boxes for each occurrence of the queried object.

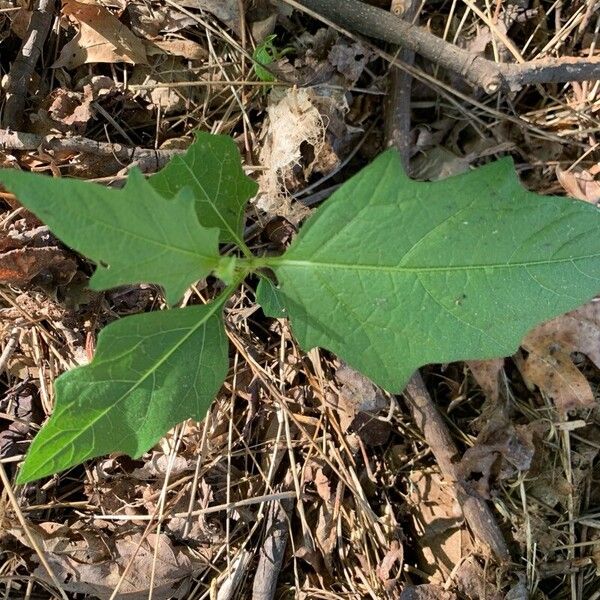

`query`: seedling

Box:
[252,34,293,82]
[2,132,599,483]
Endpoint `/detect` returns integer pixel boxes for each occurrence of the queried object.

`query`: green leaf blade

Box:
[17,303,228,483]
[149,132,258,246]
[263,151,600,392]
[0,169,220,304]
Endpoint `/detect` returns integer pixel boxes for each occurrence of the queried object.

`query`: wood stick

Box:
[251,493,294,600]
[384,0,419,170]
[404,373,510,560]
[3,0,57,129]
[0,129,180,173]
[293,0,600,93]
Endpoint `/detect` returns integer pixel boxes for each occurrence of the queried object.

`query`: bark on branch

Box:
[3,0,57,129]
[404,373,511,560]
[293,0,600,93]
[0,129,180,173]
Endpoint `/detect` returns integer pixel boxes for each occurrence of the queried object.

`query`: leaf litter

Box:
[1,0,600,598]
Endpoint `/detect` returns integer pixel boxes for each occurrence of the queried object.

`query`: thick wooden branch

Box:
[293,0,600,93]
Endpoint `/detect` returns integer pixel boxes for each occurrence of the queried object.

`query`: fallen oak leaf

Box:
[0,246,76,286]
[54,0,147,68]
[144,39,207,61]
[516,301,600,414]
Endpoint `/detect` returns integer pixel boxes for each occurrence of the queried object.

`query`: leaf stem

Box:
[236,254,278,274]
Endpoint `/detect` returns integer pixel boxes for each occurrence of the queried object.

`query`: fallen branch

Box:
[3,0,57,129]
[384,0,419,170]
[404,373,510,560]
[292,0,600,93]
[0,129,180,173]
[251,491,294,600]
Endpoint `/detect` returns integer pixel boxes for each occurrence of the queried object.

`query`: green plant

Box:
[2,132,599,483]
[252,34,291,82]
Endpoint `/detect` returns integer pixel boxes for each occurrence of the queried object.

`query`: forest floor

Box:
[1,1,600,599]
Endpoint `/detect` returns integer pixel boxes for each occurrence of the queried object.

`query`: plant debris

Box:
[1,0,600,598]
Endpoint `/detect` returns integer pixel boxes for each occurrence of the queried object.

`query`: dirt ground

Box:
[1,1,600,598]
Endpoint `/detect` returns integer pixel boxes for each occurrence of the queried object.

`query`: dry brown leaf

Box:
[327,39,373,84]
[8,521,111,563]
[32,88,93,134]
[128,3,196,37]
[407,471,470,581]
[400,584,457,600]
[314,466,331,503]
[145,38,207,60]
[458,419,537,498]
[556,167,600,205]
[33,531,196,600]
[453,556,503,600]
[315,504,336,571]
[333,364,389,432]
[312,466,340,572]
[0,246,76,286]
[376,539,403,591]
[129,57,202,114]
[516,349,594,414]
[466,358,504,402]
[173,0,241,33]
[0,387,37,460]
[131,451,190,479]
[9,6,32,39]
[54,0,147,68]
[516,301,600,414]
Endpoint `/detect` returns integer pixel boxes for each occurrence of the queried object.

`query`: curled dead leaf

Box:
[516,301,600,414]
[0,246,76,287]
[556,166,600,205]
[54,0,147,68]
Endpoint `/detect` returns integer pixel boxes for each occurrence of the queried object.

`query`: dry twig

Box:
[293,0,600,93]
[251,491,294,600]
[404,373,510,560]
[384,0,420,170]
[0,129,181,173]
[2,0,57,129]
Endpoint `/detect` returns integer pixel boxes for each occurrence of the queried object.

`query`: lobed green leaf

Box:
[0,168,221,304]
[149,132,258,247]
[259,151,600,392]
[17,301,229,483]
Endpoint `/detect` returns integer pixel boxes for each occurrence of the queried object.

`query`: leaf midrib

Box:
[178,158,243,245]
[272,253,600,274]
[29,301,224,478]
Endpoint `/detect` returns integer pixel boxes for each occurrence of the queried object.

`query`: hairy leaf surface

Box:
[0,169,220,304]
[259,152,600,392]
[17,302,228,483]
[149,132,258,245]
